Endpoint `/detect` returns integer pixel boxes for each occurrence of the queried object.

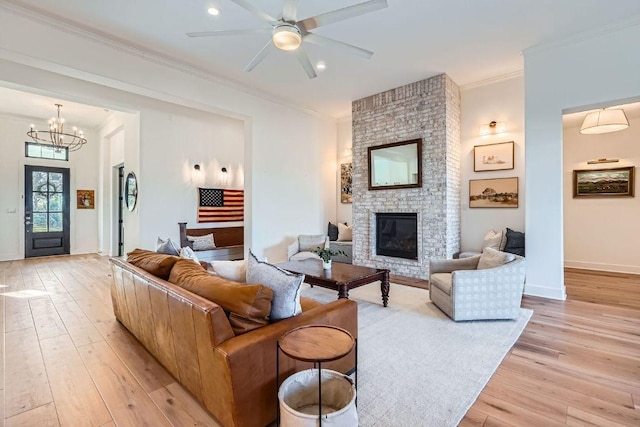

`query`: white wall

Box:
[563,116,640,273]
[524,22,640,299]
[337,117,353,224]
[0,113,99,260]
[0,7,337,262]
[460,76,525,251]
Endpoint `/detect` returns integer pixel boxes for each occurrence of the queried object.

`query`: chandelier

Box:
[27,104,87,152]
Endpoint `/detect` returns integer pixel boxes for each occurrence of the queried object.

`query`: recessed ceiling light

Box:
[207,7,220,16]
[317,61,327,71]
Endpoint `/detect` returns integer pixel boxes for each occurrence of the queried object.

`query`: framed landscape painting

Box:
[474,141,514,172]
[341,163,353,203]
[573,166,635,197]
[469,177,518,208]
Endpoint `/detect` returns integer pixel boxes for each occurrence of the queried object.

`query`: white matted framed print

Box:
[474,141,514,172]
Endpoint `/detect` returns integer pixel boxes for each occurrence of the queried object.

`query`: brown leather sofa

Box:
[109,257,357,427]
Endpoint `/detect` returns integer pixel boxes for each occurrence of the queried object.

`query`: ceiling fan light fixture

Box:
[580,108,629,134]
[272,24,302,51]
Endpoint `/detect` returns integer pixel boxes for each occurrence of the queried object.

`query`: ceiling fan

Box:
[187,0,388,79]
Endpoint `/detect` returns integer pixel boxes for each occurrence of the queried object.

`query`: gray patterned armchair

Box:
[428,255,525,321]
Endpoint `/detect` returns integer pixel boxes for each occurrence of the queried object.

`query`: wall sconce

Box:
[479,121,506,136]
[194,164,201,171]
[343,147,353,157]
[221,167,228,173]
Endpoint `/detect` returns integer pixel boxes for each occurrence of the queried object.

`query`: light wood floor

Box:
[2,255,639,426]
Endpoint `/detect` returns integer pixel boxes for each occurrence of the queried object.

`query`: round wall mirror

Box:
[125,172,138,211]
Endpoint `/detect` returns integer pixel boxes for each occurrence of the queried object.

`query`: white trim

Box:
[459,70,524,91]
[523,15,640,57]
[564,260,640,275]
[524,283,567,300]
[0,1,334,121]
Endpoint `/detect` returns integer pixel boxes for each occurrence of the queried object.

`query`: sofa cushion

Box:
[430,273,452,296]
[298,234,326,252]
[179,246,200,264]
[503,228,525,257]
[477,247,516,270]
[127,249,180,280]
[246,251,304,320]
[209,259,247,283]
[337,223,352,242]
[168,259,273,335]
[482,230,503,251]
[327,222,339,241]
[156,237,179,256]
[290,251,321,261]
[187,233,216,251]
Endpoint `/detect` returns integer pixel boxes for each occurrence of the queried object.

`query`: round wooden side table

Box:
[277,325,357,426]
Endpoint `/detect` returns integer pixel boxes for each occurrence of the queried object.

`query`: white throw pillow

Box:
[482,230,503,251]
[179,246,200,264]
[477,247,516,270]
[156,237,179,255]
[187,233,216,251]
[246,251,304,320]
[337,223,353,242]
[209,260,247,283]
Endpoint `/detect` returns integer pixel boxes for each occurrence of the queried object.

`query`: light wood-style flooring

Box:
[2,255,639,426]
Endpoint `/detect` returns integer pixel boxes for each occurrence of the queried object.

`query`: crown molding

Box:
[523,14,640,57]
[0,1,333,121]
[459,70,523,91]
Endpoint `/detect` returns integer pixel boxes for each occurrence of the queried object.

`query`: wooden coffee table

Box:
[277,259,390,307]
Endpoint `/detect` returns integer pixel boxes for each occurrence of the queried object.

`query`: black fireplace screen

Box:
[375,213,418,260]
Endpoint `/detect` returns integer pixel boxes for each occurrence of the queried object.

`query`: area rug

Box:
[300,282,533,427]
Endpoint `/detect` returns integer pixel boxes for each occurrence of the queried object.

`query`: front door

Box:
[25,165,70,257]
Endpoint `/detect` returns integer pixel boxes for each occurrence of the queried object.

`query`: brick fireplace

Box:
[351,74,461,279]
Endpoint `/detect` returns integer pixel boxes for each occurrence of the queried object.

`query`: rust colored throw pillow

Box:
[126,249,180,280]
[168,259,273,335]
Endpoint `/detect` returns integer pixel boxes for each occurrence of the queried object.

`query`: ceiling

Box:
[0,86,112,129]
[5,0,640,117]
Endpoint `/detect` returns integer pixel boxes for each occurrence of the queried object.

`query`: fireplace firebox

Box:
[375,213,418,260]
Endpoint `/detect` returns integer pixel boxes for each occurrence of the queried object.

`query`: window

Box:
[25,142,69,161]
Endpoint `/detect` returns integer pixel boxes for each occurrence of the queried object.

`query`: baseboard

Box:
[524,283,566,300]
[564,260,640,275]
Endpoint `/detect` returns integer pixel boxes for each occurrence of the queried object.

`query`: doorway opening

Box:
[562,98,640,309]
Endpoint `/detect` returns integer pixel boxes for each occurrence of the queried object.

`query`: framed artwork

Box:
[469,177,518,208]
[76,190,95,209]
[474,141,514,172]
[341,163,353,203]
[573,166,635,198]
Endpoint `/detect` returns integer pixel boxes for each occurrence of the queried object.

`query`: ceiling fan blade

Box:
[303,33,374,59]
[298,0,388,31]
[229,0,279,24]
[187,28,271,38]
[244,40,275,72]
[296,48,317,79]
[282,0,297,22]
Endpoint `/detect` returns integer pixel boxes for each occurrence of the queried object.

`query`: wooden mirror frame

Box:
[368,138,422,190]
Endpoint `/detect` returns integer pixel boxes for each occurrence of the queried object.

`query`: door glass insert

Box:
[33,193,48,212]
[31,170,65,233]
[33,213,47,232]
[33,171,47,190]
[49,213,63,232]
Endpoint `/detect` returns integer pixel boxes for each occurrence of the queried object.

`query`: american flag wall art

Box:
[197,188,244,223]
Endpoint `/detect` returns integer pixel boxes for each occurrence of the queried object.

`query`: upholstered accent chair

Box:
[428,254,526,321]
[287,234,330,261]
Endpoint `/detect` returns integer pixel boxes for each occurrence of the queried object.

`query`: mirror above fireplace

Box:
[368,139,422,190]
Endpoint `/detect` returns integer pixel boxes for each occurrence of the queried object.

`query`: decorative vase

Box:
[322,259,332,270]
